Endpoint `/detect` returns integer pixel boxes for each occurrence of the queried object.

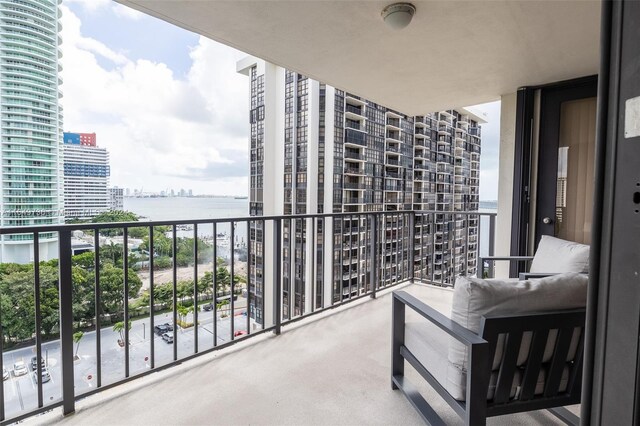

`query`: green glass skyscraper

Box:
[0,0,63,263]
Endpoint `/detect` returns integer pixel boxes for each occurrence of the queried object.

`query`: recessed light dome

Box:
[381,3,416,30]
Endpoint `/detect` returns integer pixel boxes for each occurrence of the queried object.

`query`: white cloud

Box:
[60,5,250,196]
[64,0,111,12]
[112,3,145,20]
[64,0,144,20]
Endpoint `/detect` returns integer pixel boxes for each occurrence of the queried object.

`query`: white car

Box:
[13,361,28,377]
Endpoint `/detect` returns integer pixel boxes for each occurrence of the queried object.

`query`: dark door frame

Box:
[585,0,640,424]
[535,76,598,245]
[509,76,597,278]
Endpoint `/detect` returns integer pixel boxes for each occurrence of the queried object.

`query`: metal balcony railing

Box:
[0,209,496,424]
[345,104,364,116]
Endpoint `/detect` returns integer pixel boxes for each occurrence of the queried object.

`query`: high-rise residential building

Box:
[108,186,123,211]
[0,0,63,263]
[63,132,110,220]
[238,58,483,323]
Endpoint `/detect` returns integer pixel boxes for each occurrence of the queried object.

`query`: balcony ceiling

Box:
[117,0,600,115]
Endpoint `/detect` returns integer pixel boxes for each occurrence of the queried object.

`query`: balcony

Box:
[344,150,364,161]
[0,210,501,424]
[345,103,364,117]
[344,128,366,147]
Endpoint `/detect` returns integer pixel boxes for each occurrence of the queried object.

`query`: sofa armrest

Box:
[392,290,486,346]
[392,290,492,421]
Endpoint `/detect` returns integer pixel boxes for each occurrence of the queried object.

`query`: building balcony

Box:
[344,166,364,176]
[344,150,365,161]
[0,210,506,424]
[386,117,400,129]
[385,144,401,154]
[343,181,365,190]
[344,128,367,147]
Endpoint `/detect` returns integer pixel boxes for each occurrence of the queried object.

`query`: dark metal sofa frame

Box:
[391,291,584,425]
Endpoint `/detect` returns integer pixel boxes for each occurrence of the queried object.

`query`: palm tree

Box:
[101,241,121,265]
[176,304,193,325]
[73,331,84,360]
[113,320,132,345]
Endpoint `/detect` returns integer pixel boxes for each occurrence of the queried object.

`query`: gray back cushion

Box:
[445,273,588,400]
[530,235,590,273]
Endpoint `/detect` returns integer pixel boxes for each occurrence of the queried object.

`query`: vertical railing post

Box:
[33,232,43,408]
[193,223,199,353]
[230,221,235,339]
[408,212,415,282]
[123,227,129,377]
[369,214,378,299]
[0,305,4,422]
[148,226,154,368]
[464,214,470,277]
[58,229,75,416]
[273,219,282,335]
[489,214,496,278]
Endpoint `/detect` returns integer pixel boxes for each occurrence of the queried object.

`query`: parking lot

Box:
[1,306,258,419]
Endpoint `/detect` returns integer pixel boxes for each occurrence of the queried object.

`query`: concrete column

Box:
[495,92,517,278]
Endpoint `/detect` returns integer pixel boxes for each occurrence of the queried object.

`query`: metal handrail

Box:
[0,209,496,423]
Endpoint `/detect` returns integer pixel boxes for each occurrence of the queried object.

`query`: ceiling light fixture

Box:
[381,3,416,30]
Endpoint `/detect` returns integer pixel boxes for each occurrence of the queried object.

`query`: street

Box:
[1,305,258,419]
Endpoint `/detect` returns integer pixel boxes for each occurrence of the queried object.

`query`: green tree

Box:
[73,331,84,359]
[101,241,122,265]
[112,320,132,343]
[99,264,143,318]
[153,282,173,306]
[71,252,96,270]
[176,280,193,303]
[72,265,93,325]
[154,256,172,270]
[176,303,193,324]
[0,264,59,339]
[93,211,139,237]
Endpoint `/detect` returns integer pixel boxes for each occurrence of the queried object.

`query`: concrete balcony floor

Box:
[32,283,576,425]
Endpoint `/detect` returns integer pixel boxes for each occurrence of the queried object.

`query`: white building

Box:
[0,0,64,263]
[62,133,110,220]
[108,187,124,211]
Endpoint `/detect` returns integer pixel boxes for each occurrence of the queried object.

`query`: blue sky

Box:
[62,0,500,200]
[67,2,197,76]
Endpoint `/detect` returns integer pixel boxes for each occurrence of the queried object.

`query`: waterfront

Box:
[124,196,250,244]
[124,196,249,222]
[123,196,495,257]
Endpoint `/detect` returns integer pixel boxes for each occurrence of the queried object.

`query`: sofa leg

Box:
[548,407,579,425]
[392,295,405,390]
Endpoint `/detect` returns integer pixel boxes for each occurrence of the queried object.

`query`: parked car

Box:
[3,367,8,381]
[202,303,214,311]
[154,323,173,335]
[13,361,28,377]
[30,356,45,371]
[34,368,51,384]
[162,332,174,344]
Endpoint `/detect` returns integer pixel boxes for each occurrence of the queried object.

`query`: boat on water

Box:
[216,232,230,247]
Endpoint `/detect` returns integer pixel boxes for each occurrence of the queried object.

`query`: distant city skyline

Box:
[61,0,501,200]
